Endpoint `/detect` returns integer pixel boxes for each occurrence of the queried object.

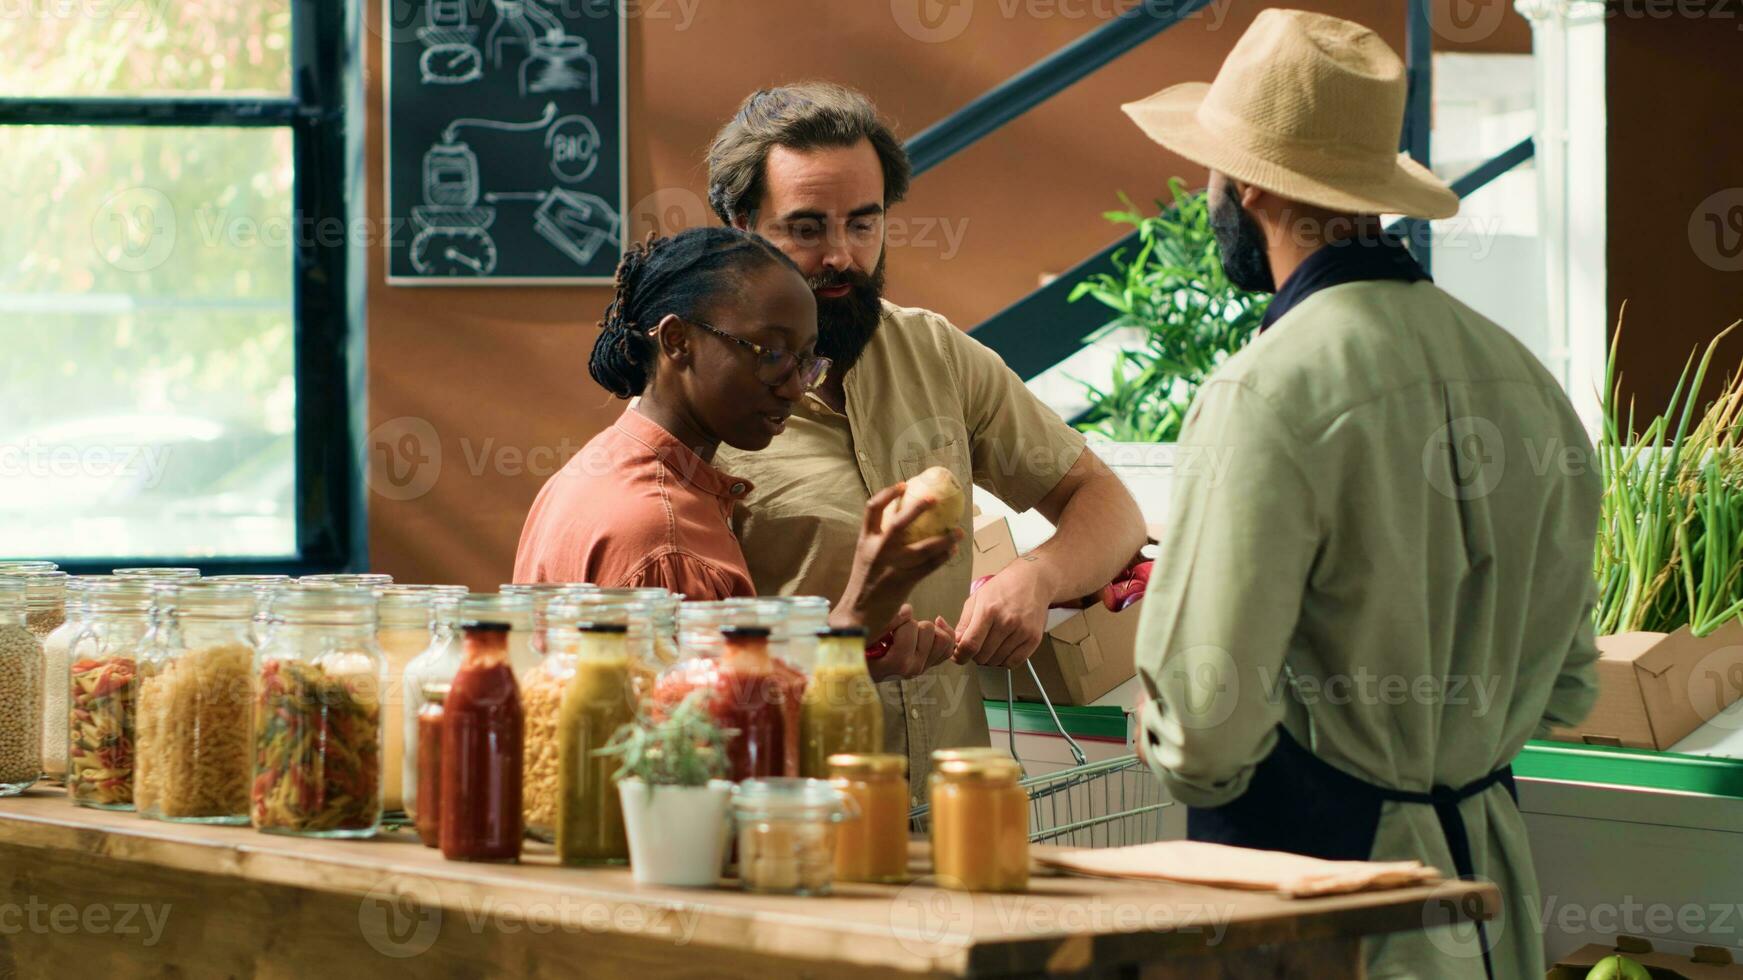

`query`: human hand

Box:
[834,483,963,635]
[953,563,1051,668]
[866,605,957,682]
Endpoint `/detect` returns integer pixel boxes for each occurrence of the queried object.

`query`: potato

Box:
[884,466,965,543]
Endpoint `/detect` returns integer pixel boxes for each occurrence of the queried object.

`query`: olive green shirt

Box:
[1135,279,1601,980]
[719,300,1088,792]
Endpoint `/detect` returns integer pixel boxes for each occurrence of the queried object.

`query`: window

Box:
[0,0,363,570]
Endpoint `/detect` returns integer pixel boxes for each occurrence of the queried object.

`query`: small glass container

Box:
[440,618,524,862]
[0,579,45,796]
[66,579,155,809]
[1,569,69,640]
[502,582,592,657]
[402,594,464,821]
[41,575,106,784]
[929,753,1029,892]
[524,594,647,842]
[251,586,384,838]
[0,561,57,573]
[766,596,830,674]
[676,599,777,660]
[375,585,465,813]
[587,587,678,665]
[135,582,257,824]
[732,778,858,895]
[801,627,882,777]
[113,567,201,580]
[829,753,911,883]
[414,683,450,847]
[299,572,393,588]
[204,575,292,648]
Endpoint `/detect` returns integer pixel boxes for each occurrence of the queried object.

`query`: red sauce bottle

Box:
[439,622,524,862]
[715,626,803,780]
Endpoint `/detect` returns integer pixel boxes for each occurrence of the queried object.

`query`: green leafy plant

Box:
[1067,179,1272,443]
[1594,314,1743,636]
[595,690,735,787]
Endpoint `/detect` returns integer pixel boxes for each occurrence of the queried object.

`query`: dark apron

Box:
[1186,726,1516,980]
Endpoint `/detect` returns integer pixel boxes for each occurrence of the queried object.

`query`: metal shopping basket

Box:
[909,662,1171,848]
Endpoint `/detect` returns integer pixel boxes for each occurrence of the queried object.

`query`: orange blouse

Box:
[512,407,758,600]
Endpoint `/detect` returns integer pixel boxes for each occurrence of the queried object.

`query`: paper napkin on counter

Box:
[1038,841,1442,898]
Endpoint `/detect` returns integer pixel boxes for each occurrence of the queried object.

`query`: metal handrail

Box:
[906,0,1216,177]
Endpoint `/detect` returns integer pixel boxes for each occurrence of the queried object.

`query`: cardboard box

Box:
[1548,938,1743,979]
[971,513,1018,581]
[979,597,1146,706]
[1547,621,1743,751]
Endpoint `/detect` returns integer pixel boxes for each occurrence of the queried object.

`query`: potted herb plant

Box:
[596,690,736,887]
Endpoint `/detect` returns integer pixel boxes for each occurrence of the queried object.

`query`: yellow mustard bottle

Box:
[929,752,1029,892]
[800,627,883,778]
[555,622,637,865]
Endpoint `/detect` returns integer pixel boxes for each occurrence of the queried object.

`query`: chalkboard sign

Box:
[384,0,624,285]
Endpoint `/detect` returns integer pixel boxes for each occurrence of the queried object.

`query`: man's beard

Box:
[808,255,886,375]
[1209,188,1277,293]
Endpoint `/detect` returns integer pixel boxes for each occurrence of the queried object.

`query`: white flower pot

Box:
[618,778,734,887]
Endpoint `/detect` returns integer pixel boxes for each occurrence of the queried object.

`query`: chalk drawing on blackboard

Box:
[486,0,557,71]
[405,104,561,277]
[544,114,601,184]
[521,34,599,101]
[484,188,621,268]
[417,0,482,85]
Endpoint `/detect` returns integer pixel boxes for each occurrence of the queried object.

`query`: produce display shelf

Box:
[983,699,1743,801]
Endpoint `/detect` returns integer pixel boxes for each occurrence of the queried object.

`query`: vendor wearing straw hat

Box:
[1126,10,1600,980]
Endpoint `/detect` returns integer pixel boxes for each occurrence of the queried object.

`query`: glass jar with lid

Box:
[440,614,525,862]
[732,778,858,895]
[0,561,57,573]
[1,569,69,640]
[134,582,256,824]
[458,593,536,675]
[0,579,45,796]
[588,587,678,666]
[204,575,292,648]
[800,627,882,777]
[765,596,830,674]
[523,594,648,842]
[555,621,638,865]
[402,593,465,821]
[656,625,802,781]
[376,584,466,814]
[40,575,106,784]
[928,752,1029,892]
[67,579,156,808]
[113,567,201,580]
[502,582,592,658]
[299,572,393,588]
[251,586,384,837]
[829,754,910,883]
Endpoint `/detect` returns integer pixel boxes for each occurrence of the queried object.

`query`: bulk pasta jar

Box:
[375,585,465,814]
[134,582,257,824]
[67,579,156,809]
[0,579,45,796]
[251,586,385,838]
[41,575,106,784]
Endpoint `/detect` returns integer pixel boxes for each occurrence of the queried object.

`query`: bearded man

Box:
[708,82,1145,786]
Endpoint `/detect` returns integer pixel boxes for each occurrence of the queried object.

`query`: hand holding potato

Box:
[829,475,964,638]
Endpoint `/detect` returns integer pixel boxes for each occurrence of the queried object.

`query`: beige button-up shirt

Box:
[718,300,1087,788]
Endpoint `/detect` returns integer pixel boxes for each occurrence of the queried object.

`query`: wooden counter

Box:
[0,790,1495,978]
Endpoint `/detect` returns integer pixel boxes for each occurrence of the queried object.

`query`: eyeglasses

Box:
[674,317,832,392]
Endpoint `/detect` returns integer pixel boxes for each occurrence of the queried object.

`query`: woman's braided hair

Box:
[589,226,800,399]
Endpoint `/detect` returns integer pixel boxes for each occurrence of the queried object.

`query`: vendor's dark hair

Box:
[707,82,910,225]
[589,227,800,399]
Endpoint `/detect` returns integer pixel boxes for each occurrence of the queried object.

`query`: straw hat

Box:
[1122,9,1458,220]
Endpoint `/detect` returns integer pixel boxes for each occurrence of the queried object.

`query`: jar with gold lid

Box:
[928,752,1029,892]
[828,753,909,883]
